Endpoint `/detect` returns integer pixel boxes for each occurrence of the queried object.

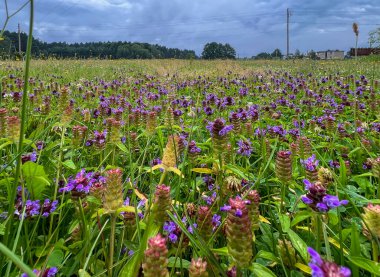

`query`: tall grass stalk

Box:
[4,0,34,263]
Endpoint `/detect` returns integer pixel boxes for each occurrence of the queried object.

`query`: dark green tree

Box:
[308,50,317,60]
[255,52,271,60]
[271,48,283,59]
[201,42,236,59]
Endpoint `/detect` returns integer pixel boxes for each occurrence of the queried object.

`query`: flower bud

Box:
[6,115,20,141]
[226,197,252,268]
[246,190,260,231]
[362,203,380,239]
[196,206,213,241]
[0,108,7,138]
[276,150,292,184]
[153,184,171,225]
[142,234,169,277]
[102,168,123,213]
[189,257,208,277]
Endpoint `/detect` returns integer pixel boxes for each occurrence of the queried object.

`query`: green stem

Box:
[109,213,116,277]
[315,214,322,253]
[0,242,36,277]
[373,240,379,265]
[322,221,332,261]
[3,0,33,264]
[49,126,65,238]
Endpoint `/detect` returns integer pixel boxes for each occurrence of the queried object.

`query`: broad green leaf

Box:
[0,140,13,150]
[287,229,308,263]
[279,214,290,233]
[191,168,214,174]
[22,162,50,199]
[116,142,128,153]
[291,210,312,227]
[250,262,277,277]
[47,249,64,267]
[211,246,228,256]
[63,160,76,170]
[255,250,279,263]
[347,256,380,276]
[294,263,311,274]
[167,257,191,269]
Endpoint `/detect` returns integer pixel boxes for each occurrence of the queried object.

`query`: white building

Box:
[316,50,344,60]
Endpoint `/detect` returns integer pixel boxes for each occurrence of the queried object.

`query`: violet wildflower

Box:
[301,179,348,212]
[301,154,319,171]
[41,199,58,217]
[237,139,252,157]
[308,247,351,277]
[21,267,58,277]
[59,169,97,197]
[206,118,233,138]
[212,214,221,230]
[301,154,319,182]
[15,199,40,219]
[21,150,38,164]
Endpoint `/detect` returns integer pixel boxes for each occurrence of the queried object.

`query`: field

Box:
[1,58,380,277]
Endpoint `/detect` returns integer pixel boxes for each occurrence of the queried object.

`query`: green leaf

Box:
[116,142,128,153]
[63,160,76,170]
[78,269,91,277]
[347,256,380,276]
[279,213,290,233]
[0,140,13,150]
[0,223,5,235]
[350,223,360,276]
[191,168,214,174]
[167,257,191,269]
[250,262,277,277]
[22,162,50,199]
[47,249,64,267]
[211,246,228,256]
[291,211,312,227]
[287,229,309,263]
[255,250,279,263]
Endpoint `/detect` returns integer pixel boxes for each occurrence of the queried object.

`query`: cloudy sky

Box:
[1,0,380,57]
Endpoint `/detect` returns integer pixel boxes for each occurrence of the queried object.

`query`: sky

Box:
[1,0,380,57]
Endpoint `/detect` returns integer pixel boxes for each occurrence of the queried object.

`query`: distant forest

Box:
[0,31,197,59]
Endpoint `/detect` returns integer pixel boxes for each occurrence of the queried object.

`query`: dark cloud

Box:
[1,0,379,57]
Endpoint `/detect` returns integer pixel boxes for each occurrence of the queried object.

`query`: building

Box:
[349,48,380,56]
[316,50,344,60]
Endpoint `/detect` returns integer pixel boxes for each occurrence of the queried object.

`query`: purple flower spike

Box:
[308,247,351,277]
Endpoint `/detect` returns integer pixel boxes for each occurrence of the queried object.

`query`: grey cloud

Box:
[1,0,379,57]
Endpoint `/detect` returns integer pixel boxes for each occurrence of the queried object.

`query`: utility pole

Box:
[286,8,291,58]
[18,23,21,56]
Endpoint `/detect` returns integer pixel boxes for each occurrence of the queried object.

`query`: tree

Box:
[255,52,271,60]
[201,42,236,59]
[271,48,283,59]
[294,49,304,59]
[308,50,317,60]
[368,27,380,48]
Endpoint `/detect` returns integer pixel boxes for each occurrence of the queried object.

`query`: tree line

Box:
[0,31,197,59]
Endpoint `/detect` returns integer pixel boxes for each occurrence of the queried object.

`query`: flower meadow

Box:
[0,59,380,277]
